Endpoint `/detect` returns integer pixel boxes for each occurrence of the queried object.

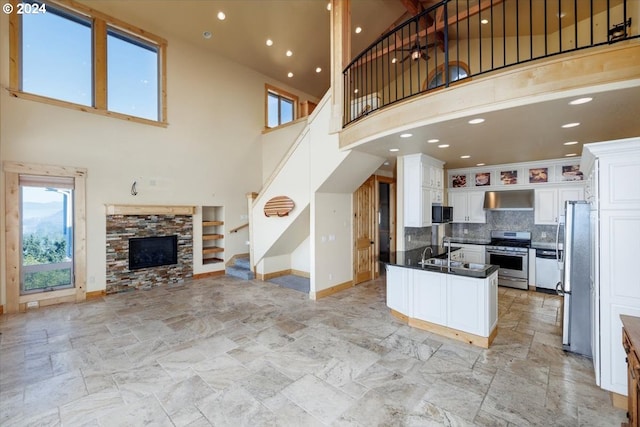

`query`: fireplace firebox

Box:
[129,235,178,270]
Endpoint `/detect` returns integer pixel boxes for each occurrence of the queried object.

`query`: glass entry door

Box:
[20,180,74,294]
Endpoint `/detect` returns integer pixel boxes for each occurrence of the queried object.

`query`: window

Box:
[265,84,298,128]
[21,5,92,106]
[4,161,87,314]
[107,28,159,121]
[424,61,471,90]
[9,0,167,125]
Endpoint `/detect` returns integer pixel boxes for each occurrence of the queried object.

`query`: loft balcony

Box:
[340,0,640,166]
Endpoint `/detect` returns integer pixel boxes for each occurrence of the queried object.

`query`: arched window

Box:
[424,61,470,90]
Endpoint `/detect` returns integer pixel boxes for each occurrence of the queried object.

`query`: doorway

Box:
[353,175,395,285]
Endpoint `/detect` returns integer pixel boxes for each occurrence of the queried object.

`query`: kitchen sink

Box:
[419,258,463,268]
[451,262,494,277]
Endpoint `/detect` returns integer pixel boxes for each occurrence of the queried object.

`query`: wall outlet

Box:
[26,301,39,309]
[408,235,411,242]
[328,273,333,280]
[463,228,468,234]
[541,231,547,238]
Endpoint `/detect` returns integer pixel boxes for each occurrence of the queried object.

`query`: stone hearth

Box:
[106,213,193,294]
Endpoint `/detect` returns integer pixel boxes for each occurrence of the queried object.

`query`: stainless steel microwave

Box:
[432,205,453,223]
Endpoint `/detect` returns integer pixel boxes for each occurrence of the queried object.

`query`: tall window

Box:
[20,179,75,294]
[9,0,167,125]
[266,84,298,128]
[21,6,92,106]
[107,28,160,121]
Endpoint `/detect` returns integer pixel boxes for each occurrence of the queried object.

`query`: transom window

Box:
[9,0,167,125]
[266,84,298,128]
[424,61,471,90]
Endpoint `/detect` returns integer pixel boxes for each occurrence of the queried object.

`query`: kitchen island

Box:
[386,247,499,348]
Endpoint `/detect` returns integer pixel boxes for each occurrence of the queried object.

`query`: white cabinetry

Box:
[450,191,486,223]
[412,270,446,325]
[386,264,411,315]
[386,265,498,342]
[581,137,640,395]
[447,275,485,335]
[534,185,584,224]
[403,154,445,227]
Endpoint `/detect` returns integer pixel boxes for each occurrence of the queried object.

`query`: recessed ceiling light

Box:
[389,148,399,152]
[315,67,322,73]
[391,57,397,64]
[562,122,580,128]
[427,139,439,143]
[202,31,212,39]
[286,50,293,57]
[558,11,566,18]
[481,19,489,24]
[354,89,359,94]
[565,153,578,157]
[355,27,362,34]
[468,118,485,124]
[326,2,331,11]
[564,141,579,145]
[384,161,390,166]
[437,144,450,148]
[460,155,471,159]
[477,163,486,166]
[266,39,273,46]
[569,97,593,105]
[217,11,226,20]
[287,72,293,78]
[400,133,412,138]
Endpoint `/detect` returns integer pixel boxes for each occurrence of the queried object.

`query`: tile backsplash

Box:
[404,210,557,250]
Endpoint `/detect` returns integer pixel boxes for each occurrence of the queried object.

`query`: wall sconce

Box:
[609,18,631,43]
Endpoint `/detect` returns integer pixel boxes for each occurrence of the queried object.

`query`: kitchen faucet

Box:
[421,246,433,263]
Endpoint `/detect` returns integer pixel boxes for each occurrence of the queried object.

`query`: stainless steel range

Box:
[485,230,531,290]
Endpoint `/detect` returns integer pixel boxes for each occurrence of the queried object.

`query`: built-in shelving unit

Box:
[202,206,224,265]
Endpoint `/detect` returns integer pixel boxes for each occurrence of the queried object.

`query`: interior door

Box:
[354,176,375,285]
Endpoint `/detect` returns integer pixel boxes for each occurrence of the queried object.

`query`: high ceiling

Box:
[79,0,640,170]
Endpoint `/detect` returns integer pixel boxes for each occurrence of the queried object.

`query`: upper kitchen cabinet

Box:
[534,186,585,225]
[403,154,444,227]
[450,191,486,223]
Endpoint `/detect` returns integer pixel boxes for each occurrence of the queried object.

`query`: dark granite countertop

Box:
[446,238,491,245]
[387,246,499,279]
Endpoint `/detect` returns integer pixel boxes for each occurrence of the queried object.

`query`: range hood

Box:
[483,189,534,210]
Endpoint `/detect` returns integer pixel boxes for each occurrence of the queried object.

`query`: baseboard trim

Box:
[193,270,225,280]
[392,310,497,349]
[311,280,353,300]
[0,305,3,315]
[86,290,106,299]
[611,391,627,410]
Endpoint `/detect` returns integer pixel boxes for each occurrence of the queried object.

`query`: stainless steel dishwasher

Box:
[535,248,562,292]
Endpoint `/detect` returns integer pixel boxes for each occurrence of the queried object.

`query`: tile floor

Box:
[0,276,627,426]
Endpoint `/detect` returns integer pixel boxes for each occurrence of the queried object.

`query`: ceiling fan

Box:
[397,37,436,63]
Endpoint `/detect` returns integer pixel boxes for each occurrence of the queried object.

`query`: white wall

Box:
[0,10,316,301]
[311,193,352,295]
[261,120,308,184]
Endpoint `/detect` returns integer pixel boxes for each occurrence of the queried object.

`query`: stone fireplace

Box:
[105,205,194,294]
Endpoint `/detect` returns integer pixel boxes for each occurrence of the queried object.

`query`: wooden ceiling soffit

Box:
[358,0,504,66]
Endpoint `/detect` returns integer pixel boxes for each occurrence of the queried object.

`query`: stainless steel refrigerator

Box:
[556,200,592,357]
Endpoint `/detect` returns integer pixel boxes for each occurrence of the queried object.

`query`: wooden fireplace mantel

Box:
[105,204,195,216]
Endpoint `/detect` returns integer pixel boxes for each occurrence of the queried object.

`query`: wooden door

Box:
[353,176,375,285]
